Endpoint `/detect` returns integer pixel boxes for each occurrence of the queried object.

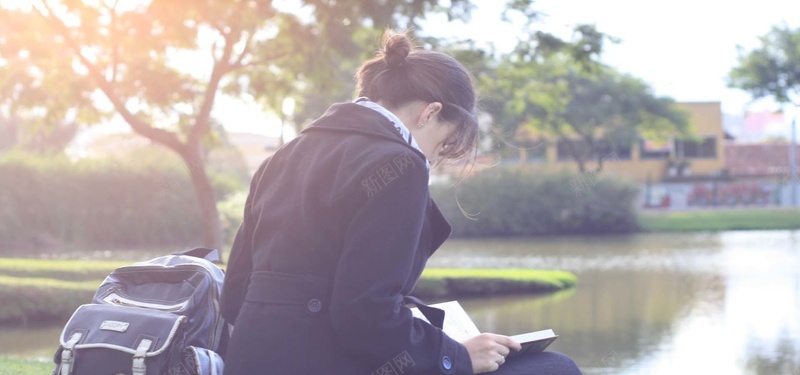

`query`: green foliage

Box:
[728,23,800,105]
[0,258,129,324]
[121,144,248,200]
[0,151,203,250]
[0,0,481,249]
[638,208,800,232]
[431,166,640,236]
[0,258,123,281]
[0,280,95,325]
[480,25,689,171]
[217,191,247,245]
[0,119,16,151]
[413,268,577,299]
[0,258,577,326]
[0,357,53,375]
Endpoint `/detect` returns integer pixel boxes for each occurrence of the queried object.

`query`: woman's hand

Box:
[462,333,522,373]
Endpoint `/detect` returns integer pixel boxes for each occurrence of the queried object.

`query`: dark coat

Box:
[220,103,473,374]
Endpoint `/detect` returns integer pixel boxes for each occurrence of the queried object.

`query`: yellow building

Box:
[506,101,726,184]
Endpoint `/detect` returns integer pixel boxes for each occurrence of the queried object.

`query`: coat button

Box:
[307,298,322,313]
[442,356,452,370]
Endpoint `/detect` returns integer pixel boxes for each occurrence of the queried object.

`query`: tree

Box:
[482,25,689,171]
[0,118,17,151]
[729,23,800,206]
[728,23,800,106]
[0,0,477,250]
[19,120,79,154]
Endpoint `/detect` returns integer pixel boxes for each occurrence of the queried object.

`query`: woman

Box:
[220,32,581,375]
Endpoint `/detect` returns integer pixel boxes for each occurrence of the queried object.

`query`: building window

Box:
[556,140,583,161]
[640,139,670,160]
[596,140,632,161]
[557,139,631,161]
[676,136,717,159]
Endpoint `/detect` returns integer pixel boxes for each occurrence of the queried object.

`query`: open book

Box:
[410,300,558,357]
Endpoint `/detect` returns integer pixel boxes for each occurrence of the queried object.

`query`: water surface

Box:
[4,231,800,375]
[427,231,800,375]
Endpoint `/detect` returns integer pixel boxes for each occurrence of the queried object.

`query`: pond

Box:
[428,230,800,375]
[3,230,800,375]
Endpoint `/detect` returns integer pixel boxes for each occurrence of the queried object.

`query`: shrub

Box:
[0,278,96,325]
[430,166,639,237]
[0,148,246,250]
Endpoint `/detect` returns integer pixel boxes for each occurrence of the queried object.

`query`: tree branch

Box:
[107,0,119,84]
[35,0,186,155]
[188,28,238,149]
[229,31,254,71]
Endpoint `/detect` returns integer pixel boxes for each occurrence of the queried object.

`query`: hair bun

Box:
[383,33,411,69]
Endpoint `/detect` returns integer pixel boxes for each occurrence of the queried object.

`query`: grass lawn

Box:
[638,208,800,232]
[0,357,53,375]
[416,268,577,299]
[0,257,577,326]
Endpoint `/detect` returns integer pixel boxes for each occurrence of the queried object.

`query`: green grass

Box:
[422,268,577,288]
[0,259,128,325]
[638,208,800,232]
[414,268,578,299]
[0,357,53,375]
[0,275,101,290]
[0,258,125,281]
[0,258,577,325]
[0,258,126,273]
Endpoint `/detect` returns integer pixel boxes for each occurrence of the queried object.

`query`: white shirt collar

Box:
[354,97,430,172]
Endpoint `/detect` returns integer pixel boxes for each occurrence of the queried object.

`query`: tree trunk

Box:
[562,138,586,172]
[575,157,586,173]
[180,148,224,255]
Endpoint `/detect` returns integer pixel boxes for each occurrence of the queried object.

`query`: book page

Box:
[510,329,556,343]
[410,300,557,353]
[410,301,480,342]
[509,329,559,357]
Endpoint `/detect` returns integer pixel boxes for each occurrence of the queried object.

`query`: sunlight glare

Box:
[0,0,34,11]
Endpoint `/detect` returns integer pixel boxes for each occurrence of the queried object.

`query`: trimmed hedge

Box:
[431,166,639,237]
[0,149,246,250]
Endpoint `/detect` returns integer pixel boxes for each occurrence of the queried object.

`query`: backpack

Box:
[53,248,228,375]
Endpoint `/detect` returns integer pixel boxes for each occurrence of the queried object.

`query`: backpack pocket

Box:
[53,304,186,375]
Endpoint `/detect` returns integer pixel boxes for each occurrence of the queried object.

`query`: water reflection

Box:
[3,230,800,375]
[428,230,800,375]
[0,324,63,358]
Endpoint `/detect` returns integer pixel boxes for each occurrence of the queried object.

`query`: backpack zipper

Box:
[103,292,189,312]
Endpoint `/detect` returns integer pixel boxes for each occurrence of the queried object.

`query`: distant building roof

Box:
[738,111,787,143]
[725,143,800,178]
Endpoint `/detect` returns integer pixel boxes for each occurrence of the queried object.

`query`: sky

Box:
[65,0,800,141]
[219,0,800,138]
[437,0,800,116]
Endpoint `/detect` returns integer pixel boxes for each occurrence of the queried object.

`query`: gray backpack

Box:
[53,248,227,375]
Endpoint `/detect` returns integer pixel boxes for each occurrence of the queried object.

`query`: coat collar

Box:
[353,98,429,172]
[300,102,427,163]
[429,198,452,252]
[302,102,452,251]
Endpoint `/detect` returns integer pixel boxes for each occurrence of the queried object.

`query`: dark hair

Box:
[355,31,479,161]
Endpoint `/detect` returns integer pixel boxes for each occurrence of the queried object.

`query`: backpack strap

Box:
[59,332,83,375]
[173,247,221,264]
[132,339,152,375]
